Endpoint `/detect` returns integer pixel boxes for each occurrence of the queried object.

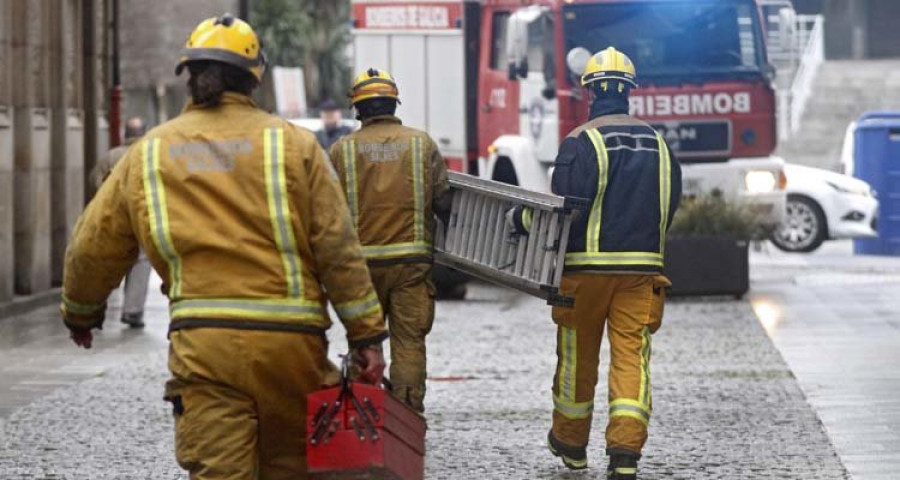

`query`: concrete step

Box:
[777,60,900,170]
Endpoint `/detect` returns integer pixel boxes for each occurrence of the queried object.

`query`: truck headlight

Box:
[745,171,777,194]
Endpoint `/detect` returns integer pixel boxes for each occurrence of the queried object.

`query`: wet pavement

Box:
[0,272,847,478]
[750,241,900,480]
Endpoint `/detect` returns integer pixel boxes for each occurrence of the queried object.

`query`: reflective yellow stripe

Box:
[553,394,594,419]
[584,129,609,253]
[342,140,359,230]
[564,251,664,267]
[609,398,651,426]
[615,468,638,475]
[411,136,425,243]
[522,208,533,232]
[170,298,325,322]
[657,133,672,255]
[142,138,182,298]
[639,326,652,406]
[264,128,303,298]
[333,291,382,321]
[557,326,577,402]
[61,294,104,315]
[362,242,431,260]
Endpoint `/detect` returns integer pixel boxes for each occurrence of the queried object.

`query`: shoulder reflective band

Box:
[264,128,303,298]
[170,298,325,322]
[342,139,359,230]
[333,291,382,322]
[61,294,105,315]
[657,133,672,256]
[584,129,609,253]
[362,242,431,260]
[564,251,664,267]
[142,137,183,298]
[411,136,425,243]
[639,326,652,407]
[553,394,594,420]
[609,398,651,427]
[557,326,577,403]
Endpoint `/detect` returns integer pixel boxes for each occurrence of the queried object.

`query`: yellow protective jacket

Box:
[61,93,387,347]
[329,115,451,265]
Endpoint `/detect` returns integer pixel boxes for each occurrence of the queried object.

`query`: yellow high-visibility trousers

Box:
[550,273,670,457]
[165,328,338,480]
[368,262,436,413]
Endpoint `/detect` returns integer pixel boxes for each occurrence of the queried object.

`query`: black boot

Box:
[120,312,145,328]
[606,453,638,479]
[547,431,588,470]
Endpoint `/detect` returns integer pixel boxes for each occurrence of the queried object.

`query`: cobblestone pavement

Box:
[0,282,847,479]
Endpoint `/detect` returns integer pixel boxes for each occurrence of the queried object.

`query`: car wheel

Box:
[770,195,828,253]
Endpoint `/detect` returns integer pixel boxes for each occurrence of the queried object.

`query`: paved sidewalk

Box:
[0,281,846,479]
[751,241,900,480]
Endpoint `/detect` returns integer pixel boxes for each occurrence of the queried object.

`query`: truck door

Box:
[477,9,520,161]
[515,8,560,163]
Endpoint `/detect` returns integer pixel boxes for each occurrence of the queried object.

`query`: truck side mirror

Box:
[566,47,591,78]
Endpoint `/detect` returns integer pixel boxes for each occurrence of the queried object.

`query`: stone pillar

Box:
[50,0,85,286]
[12,0,52,295]
[0,3,13,302]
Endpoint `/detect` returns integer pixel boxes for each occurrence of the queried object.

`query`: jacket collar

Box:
[589,93,630,119]
[184,92,258,112]
[361,115,402,127]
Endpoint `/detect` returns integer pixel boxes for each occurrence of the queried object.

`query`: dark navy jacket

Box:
[546,96,682,273]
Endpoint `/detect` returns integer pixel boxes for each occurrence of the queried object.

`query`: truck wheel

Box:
[769,195,828,253]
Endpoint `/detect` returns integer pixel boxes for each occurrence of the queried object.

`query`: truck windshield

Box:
[563,1,766,83]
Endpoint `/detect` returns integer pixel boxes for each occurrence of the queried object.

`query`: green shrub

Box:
[668,194,770,240]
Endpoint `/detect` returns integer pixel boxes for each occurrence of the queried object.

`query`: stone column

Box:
[12,0,52,295]
[0,3,14,302]
[50,0,85,286]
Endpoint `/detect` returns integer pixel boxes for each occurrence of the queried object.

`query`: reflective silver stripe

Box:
[605,145,659,153]
[170,298,325,320]
[62,295,104,315]
[565,252,664,267]
[265,128,303,298]
[362,242,431,259]
[142,138,183,298]
[411,136,425,243]
[333,293,382,321]
[342,140,359,230]
[553,395,594,419]
[602,132,659,141]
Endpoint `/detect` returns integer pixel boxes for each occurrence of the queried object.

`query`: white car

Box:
[770,163,878,252]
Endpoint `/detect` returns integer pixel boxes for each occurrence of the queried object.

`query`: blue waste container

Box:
[854,111,900,255]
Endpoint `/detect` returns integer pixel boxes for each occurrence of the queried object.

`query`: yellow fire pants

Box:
[550,273,670,457]
[368,262,435,412]
[165,328,338,480]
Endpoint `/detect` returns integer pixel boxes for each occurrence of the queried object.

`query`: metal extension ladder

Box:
[435,172,588,306]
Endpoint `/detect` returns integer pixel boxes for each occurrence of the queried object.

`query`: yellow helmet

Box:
[348,68,400,105]
[581,47,637,89]
[175,13,267,82]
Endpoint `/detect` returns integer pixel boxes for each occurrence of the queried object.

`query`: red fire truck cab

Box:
[350,0,787,224]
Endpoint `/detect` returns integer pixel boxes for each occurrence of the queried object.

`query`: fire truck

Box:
[349,0,787,224]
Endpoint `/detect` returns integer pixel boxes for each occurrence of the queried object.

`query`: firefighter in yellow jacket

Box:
[60,14,387,480]
[329,69,451,413]
[512,47,682,479]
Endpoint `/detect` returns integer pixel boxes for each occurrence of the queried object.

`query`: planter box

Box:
[664,236,749,298]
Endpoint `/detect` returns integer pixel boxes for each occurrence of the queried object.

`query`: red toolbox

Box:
[307,380,426,480]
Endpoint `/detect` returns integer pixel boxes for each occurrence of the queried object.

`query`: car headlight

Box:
[825,180,869,196]
[745,171,777,194]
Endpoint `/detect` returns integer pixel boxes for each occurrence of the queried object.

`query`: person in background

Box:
[90,117,151,328]
[315,99,353,149]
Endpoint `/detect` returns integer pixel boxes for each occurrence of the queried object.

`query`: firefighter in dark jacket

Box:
[511,47,682,479]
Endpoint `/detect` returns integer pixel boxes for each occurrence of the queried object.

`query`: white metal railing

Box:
[774,14,825,140]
